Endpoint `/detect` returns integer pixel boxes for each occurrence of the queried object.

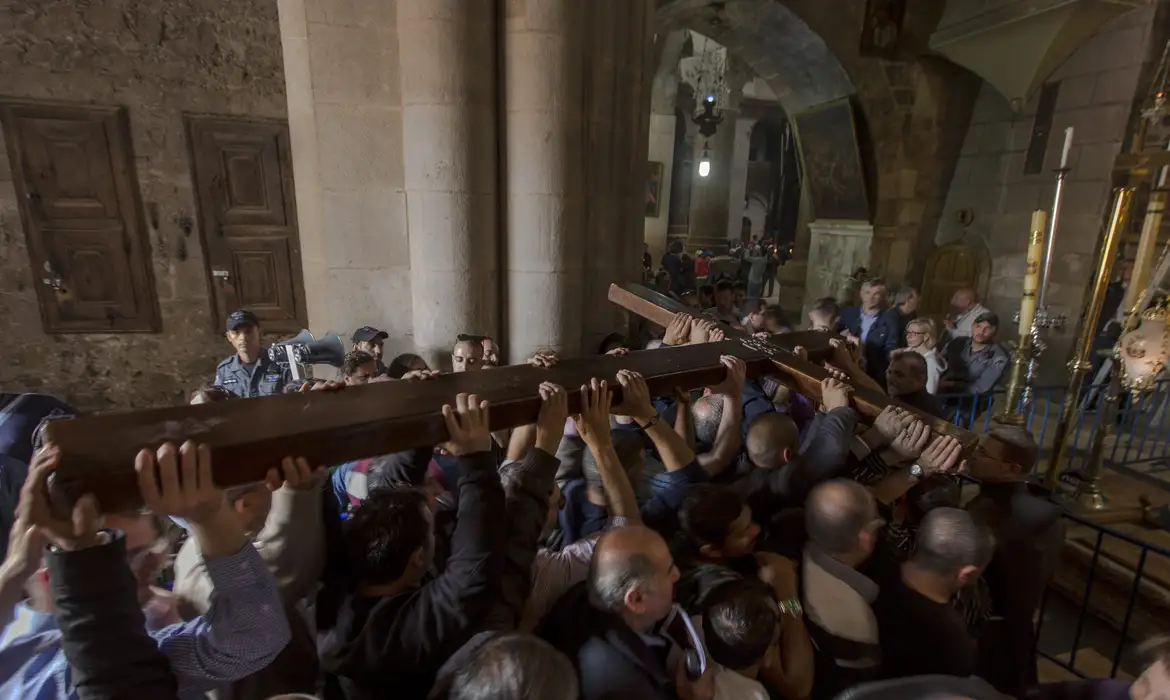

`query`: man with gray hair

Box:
[874,507,995,681]
[538,525,712,700]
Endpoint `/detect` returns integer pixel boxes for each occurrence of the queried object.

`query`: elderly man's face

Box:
[885,356,926,397]
[452,340,484,373]
[950,289,974,313]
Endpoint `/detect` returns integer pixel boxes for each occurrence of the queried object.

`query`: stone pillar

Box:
[504,0,585,362]
[726,117,756,243]
[686,69,748,252]
[802,220,874,317]
[644,30,687,270]
[398,0,498,367]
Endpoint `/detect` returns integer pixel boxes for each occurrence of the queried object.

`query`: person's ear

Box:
[956,564,979,588]
[410,546,427,571]
[782,447,793,465]
[624,585,645,614]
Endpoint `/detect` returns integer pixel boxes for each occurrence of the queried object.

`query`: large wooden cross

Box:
[46,282,973,512]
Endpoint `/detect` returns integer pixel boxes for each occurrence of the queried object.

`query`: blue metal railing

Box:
[935,378,1170,474]
[1034,511,1170,679]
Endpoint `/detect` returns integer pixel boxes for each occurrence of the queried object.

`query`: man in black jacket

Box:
[320,393,508,700]
[838,278,897,387]
[538,525,713,700]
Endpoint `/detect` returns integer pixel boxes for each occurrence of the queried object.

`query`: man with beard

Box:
[351,326,389,376]
[214,310,290,398]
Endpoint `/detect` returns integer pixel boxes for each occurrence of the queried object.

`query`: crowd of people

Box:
[0,271,1166,700]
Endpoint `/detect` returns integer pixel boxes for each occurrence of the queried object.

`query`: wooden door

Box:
[921,243,983,319]
[0,100,159,333]
[186,116,306,334]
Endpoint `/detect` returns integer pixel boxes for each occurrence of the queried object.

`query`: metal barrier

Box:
[1034,511,1170,679]
[936,378,1170,475]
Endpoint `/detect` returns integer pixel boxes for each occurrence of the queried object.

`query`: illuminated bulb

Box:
[698,159,711,177]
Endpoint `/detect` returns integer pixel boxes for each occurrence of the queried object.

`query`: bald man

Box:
[731,380,858,516]
[947,288,989,339]
[802,480,885,698]
[538,525,709,700]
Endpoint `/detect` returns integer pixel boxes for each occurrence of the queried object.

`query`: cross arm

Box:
[45,341,769,513]
[608,283,836,360]
[610,283,975,448]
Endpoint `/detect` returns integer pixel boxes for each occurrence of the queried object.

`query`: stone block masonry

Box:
[0,0,288,411]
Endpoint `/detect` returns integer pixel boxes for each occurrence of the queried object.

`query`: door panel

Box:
[187,115,306,333]
[922,243,982,320]
[0,99,159,333]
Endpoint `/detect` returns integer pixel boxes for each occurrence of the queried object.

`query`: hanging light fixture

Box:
[680,33,729,138]
[698,141,712,177]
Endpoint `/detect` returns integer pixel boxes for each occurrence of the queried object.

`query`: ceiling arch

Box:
[656,0,856,114]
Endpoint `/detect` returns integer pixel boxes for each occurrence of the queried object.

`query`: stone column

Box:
[686,68,748,252]
[504,0,585,362]
[726,117,756,243]
[398,0,498,367]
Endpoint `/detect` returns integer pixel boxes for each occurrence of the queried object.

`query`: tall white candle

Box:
[1059,127,1074,170]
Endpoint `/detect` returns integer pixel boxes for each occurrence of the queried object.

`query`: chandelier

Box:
[680,33,730,138]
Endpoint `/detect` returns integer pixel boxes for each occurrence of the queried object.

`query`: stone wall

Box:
[0,0,287,411]
[936,4,1155,380]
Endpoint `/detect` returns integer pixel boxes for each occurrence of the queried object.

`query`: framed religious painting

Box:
[791,99,871,222]
[646,161,664,218]
[860,0,906,59]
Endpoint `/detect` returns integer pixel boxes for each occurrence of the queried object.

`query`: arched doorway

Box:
[920,241,989,319]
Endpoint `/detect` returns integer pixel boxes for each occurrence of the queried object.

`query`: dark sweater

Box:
[320,450,506,700]
[49,532,180,700]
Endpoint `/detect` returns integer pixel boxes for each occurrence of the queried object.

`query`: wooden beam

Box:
[46,342,768,512]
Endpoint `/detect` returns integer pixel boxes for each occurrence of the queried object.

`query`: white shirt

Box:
[951,303,989,338]
[713,665,770,700]
[916,347,943,394]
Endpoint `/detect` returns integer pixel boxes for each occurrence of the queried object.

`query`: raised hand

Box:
[12,446,102,556]
[709,355,746,397]
[689,318,718,345]
[400,369,440,381]
[821,376,853,411]
[888,420,931,462]
[919,435,964,476]
[527,351,559,368]
[612,369,656,422]
[572,378,614,448]
[439,393,491,456]
[535,382,569,453]
[873,405,915,443]
[662,314,693,346]
[264,456,325,492]
[135,441,224,525]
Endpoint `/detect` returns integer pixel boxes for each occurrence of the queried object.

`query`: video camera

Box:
[267,329,346,381]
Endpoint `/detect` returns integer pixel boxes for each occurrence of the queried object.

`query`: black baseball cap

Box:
[352,326,389,343]
[226,310,260,331]
[974,311,999,327]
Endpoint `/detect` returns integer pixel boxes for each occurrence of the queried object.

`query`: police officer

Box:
[213,310,290,398]
[351,326,389,376]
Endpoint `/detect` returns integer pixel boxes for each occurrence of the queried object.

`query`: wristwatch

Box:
[910,463,925,479]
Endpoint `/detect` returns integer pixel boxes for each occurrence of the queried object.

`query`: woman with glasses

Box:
[905,318,945,394]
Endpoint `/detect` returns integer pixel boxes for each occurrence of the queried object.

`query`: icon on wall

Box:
[646,160,664,218]
[860,0,906,59]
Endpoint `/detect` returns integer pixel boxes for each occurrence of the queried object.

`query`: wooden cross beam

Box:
[608,282,974,444]
[46,341,769,512]
[46,283,975,512]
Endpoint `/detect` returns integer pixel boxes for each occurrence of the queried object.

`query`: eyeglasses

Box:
[906,331,926,336]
